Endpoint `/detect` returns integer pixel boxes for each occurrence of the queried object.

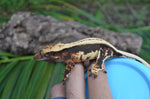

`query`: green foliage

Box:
[0,52,65,99]
[0,0,150,98]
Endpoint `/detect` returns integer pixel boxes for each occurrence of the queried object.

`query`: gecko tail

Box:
[116,50,150,68]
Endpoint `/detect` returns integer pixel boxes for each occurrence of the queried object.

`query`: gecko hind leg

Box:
[89,48,113,78]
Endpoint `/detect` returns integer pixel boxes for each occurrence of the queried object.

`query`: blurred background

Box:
[0,0,150,99]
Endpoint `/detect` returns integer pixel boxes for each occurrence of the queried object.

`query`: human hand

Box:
[50,63,113,99]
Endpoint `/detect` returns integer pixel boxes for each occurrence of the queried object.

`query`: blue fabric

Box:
[53,97,66,99]
[85,58,150,99]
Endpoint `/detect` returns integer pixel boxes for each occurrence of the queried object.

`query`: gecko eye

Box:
[40,51,44,56]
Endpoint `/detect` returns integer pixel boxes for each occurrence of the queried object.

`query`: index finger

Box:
[66,64,86,99]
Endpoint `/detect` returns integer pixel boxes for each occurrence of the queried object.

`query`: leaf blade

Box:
[1,61,24,99]
[24,61,47,99]
[11,59,35,99]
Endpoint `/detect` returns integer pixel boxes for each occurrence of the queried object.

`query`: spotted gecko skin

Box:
[34,38,150,81]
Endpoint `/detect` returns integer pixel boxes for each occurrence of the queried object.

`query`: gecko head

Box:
[34,45,64,62]
[34,50,48,61]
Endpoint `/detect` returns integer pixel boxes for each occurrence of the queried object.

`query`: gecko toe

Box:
[102,69,107,73]
[94,75,97,78]
[89,69,91,72]
[62,79,66,85]
[89,73,92,77]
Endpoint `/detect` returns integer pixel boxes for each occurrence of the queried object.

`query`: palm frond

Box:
[0,54,65,99]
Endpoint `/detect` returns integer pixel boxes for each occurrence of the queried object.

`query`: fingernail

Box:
[53,97,67,99]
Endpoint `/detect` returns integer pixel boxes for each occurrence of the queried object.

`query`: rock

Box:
[0,12,142,55]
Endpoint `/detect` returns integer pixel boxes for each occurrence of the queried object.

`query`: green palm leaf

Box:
[0,55,65,99]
